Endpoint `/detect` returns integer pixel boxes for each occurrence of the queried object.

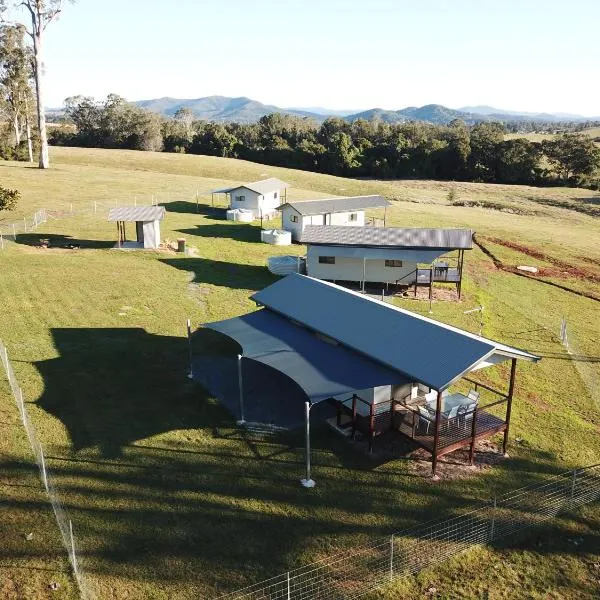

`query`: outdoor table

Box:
[426,392,471,417]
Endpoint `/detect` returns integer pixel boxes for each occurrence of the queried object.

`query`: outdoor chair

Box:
[467,389,480,402]
[417,405,435,434]
[444,405,460,430]
[458,401,478,429]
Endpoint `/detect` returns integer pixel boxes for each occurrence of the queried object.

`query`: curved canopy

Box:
[205,309,407,404]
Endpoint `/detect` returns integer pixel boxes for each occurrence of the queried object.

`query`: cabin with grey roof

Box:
[299,225,473,299]
[278,195,389,240]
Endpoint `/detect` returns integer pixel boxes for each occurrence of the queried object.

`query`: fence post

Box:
[39,443,49,493]
[287,571,291,600]
[18,387,26,423]
[186,319,194,379]
[23,217,27,233]
[489,494,497,542]
[94,201,97,214]
[389,533,394,582]
[69,520,79,576]
[13,223,16,240]
[0,233,3,250]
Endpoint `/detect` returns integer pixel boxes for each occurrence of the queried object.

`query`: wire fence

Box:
[560,317,599,407]
[0,339,90,599]
[0,208,48,246]
[219,464,600,600]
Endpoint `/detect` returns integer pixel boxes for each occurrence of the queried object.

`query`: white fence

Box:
[0,339,89,599]
[219,464,600,599]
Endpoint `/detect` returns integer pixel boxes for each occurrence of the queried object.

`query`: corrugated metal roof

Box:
[300,225,473,249]
[212,178,289,195]
[252,274,539,390]
[280,195,389,216]
[107,206,165,222]
[206,309,407,404]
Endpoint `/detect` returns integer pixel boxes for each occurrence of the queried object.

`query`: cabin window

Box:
[385,259,403,267]
[274,191,278,199]
[290,214,298,223]
[349,212,358,221]
[236,195,245,202]
[319,256,335,264]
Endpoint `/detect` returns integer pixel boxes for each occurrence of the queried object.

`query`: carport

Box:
[203,308,407,487]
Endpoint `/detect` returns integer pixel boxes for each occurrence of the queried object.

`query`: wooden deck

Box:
[394,408,506,457]
[416,267,461,284]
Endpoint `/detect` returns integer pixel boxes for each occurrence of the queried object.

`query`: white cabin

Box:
[300,225,473,298]
[212,178,289,220]
[277,195,389,241]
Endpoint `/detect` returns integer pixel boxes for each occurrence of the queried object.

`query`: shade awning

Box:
[205,309,408,404]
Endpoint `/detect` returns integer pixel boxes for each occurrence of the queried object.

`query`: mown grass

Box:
[0,147,598,599]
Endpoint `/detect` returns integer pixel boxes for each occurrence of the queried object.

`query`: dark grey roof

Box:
[279,195,389,216]
[206,309,407,404]
[299,225,473,249]
[107,206,165,222]
[252,274,538,390]
[212,178,289,195]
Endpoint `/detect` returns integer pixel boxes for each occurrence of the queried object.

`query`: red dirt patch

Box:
[484,236,600,283]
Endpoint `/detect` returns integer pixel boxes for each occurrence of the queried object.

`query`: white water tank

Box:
[261,229,292,246]
[267,255,306,276]
[226,208,254,222]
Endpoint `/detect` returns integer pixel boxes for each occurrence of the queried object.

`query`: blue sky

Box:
[34,0,600,114]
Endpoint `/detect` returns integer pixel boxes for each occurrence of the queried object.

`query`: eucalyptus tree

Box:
[1,1,71,168]
[0,23,34,160]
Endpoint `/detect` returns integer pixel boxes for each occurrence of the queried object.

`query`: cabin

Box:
[107,206,165,249]
[300,225,473,298]
[195,274,539,484]
[211,178,289,219]
[278,195,390,241]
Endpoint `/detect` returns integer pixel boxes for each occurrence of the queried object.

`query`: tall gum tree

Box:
[1,0,69,169]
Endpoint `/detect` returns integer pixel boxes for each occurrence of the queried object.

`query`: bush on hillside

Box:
[0,186,20,211]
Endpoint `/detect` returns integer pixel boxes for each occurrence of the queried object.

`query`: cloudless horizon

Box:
[34,0,600,115]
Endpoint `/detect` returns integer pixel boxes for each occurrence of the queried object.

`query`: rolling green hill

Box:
[0,147,598,599]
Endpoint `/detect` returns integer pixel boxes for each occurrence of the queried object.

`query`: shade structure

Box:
[252,274,539,390]
[205,309,408,404]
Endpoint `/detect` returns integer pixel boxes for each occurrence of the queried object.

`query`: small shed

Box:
[108,206,165,249]
[211,178,289,220]
[278,195,390,241]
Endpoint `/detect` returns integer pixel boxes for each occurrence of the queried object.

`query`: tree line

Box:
[49,97,600,189]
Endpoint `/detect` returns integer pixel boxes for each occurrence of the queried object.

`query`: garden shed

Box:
[108,206,165,249]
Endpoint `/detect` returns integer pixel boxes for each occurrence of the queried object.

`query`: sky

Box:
[18,0,600,115]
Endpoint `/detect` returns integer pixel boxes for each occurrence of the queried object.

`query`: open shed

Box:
[194,274,539,484]
[108,206,165,249]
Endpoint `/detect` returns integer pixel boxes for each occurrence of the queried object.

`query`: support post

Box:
[368,401,375,453]
[186,319,194,379]
[301,401,315,487]
[383,205,387,227]
[13,223,17,239]
[502,358,517,456]
[362,258,366,292]
[469,405,478,465]
[237,354,246,425]
[457,249,465,299]
[431,390,443,479]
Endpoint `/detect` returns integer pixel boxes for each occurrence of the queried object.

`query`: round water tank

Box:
[261,229,292,246]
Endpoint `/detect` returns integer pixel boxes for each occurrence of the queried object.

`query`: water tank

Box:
[260,229,292,246]
[267,255,306,276]
[226,208,254,222]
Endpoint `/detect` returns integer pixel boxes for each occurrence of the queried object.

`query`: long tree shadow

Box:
[177,223,262,243]
[15,233,115,250]
[160,257,279,290]
[164,200,227,219]
[34,328,232,458]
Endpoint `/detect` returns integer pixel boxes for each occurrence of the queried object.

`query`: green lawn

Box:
[0,147,598,599]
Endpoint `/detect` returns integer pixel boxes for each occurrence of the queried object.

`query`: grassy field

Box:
[0,147,599,599]
[505,125,600,143]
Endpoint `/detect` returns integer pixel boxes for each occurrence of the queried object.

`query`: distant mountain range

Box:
[128,95,600,125]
